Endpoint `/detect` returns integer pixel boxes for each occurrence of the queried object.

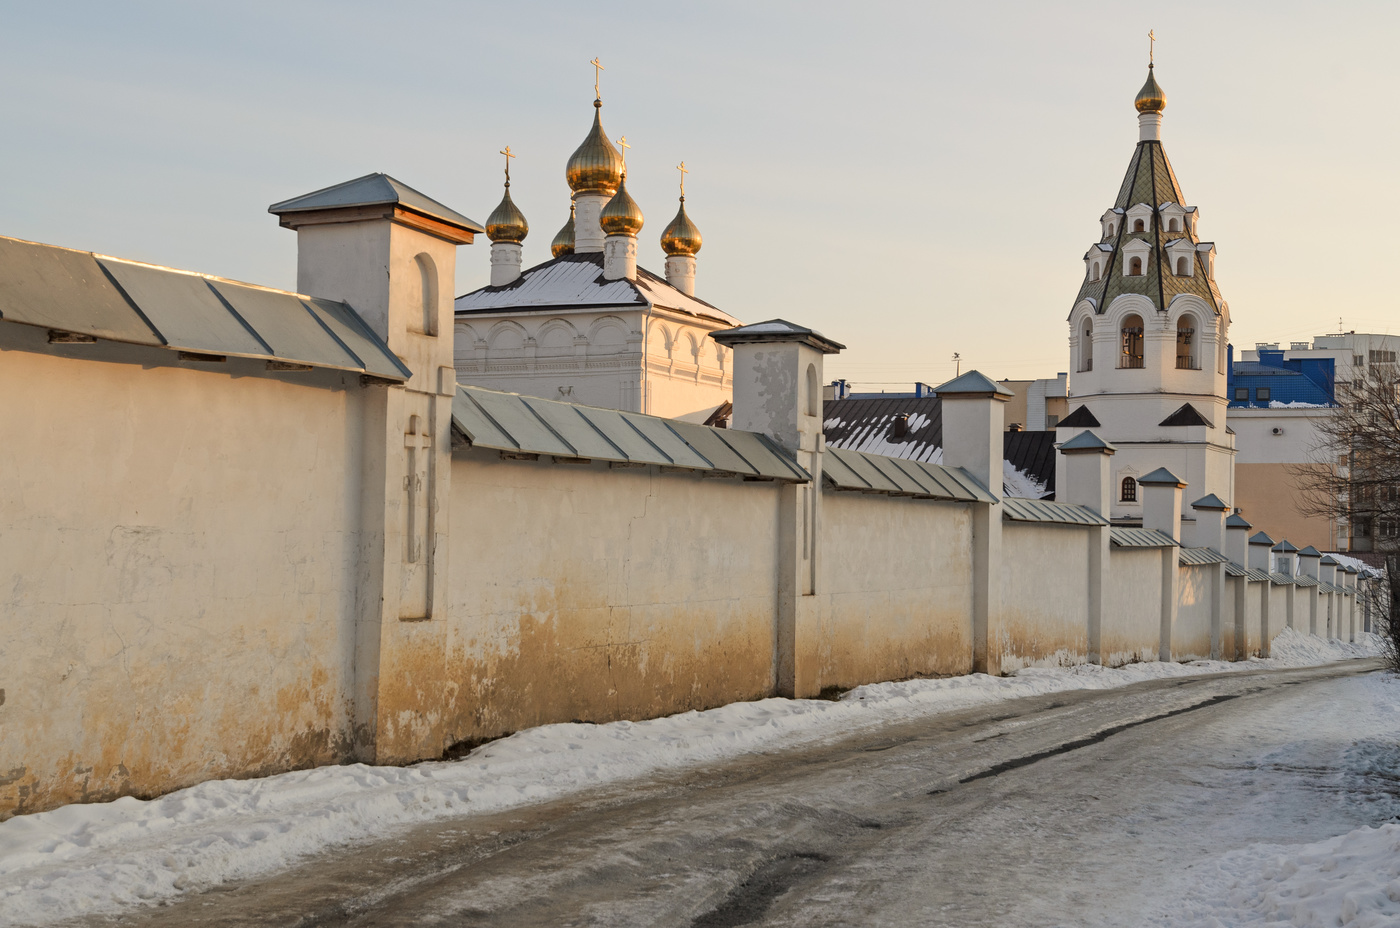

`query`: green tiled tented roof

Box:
[1074,139,1222,316]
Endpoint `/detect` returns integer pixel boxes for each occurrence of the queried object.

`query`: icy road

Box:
[67,658,1400,928]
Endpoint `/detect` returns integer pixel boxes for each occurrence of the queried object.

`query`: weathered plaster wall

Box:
[1102,548,1162,666]
[1174,565,1214,660]
[816,493,974,688]
[1267,584,1288,653]
[444,448,781,745]
[0,344,364,818]
[1000,524,1091,671]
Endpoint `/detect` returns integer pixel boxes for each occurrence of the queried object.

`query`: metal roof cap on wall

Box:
[450,385,808,481]
[1110,527,1179,548]
[1002,497,1109,527]
[1225,513,1253,529]
[1249,531,1276,546]
[1245,567,1274,582]
[822,447,996,504]
[1268,572,1296,585]
[1179,546,1228,566]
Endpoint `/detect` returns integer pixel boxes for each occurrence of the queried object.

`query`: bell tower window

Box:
[1128,257,1143,276]
[1081,320,1094,372]
[1176,315,1198,370]
[1133,219,1145,232]
[1176,256,1188,276]
[1120,315,1144,369]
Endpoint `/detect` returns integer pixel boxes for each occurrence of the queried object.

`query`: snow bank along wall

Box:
[0,206,1367,820]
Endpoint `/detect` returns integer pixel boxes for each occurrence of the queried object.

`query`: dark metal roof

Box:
[1190,493,1229,511]
[1159,403,1213,427]
[1138,467,1186,487]
[822,395,1057,497]
[1250,531,1276,546]
[933,370,1015,397]
[0,235,409,379]
[268,172,484,233]
[1057,430,1115,454]
[1225,513,1253,529]
[711,319,845,353]
[1058,405,1101,428]
[451,384,808,481]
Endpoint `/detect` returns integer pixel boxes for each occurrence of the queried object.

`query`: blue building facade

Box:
[1227,346,1336,408]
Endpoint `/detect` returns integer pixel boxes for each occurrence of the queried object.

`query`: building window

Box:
[1081,320,1094,372]
[1176,317,1198,370]
[1121,477,1138,502]
[1234,387,1249,401]
[1047,414,1060,428]
[1120,315,1145,369]
[1168,218,1180,232]
[1128,257,1143,276]
[1257,387,1271,402]
[1091,261,1101,281]
[1133,219,1146,232]
[1175,256,1189,276]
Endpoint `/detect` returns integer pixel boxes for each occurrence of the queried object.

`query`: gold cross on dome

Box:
[677,161,688,196]
[500,146,515,182]
[616,135,630,171]
[590,57,604,99]
[1149,29,1156,64]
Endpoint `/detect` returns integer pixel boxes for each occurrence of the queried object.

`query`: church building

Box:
[453,83,739,422]
[1054,62,1235,527]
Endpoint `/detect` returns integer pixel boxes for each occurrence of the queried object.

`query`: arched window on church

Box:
[1128,257,1143,276]
[1169,218,1180,232]
[1176,256,1189,276]
[1121,476,1138,502]
[1091,261,1101,281]
[1133,219,1146,232]
[1107,222,1116,237]
[1176,315,1198,370]
[1120,315,1144,369]
[1080,320,1094,372]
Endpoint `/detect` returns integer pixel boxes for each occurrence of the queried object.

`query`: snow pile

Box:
[1170,825,1400,927]
[1268,626,1383,664]
[1002,458,1048,499]
[0,632,1383,926]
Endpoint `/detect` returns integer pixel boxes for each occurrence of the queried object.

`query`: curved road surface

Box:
[87,660,1391,927]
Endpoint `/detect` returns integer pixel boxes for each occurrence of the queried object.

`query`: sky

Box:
[1,1,1395,387]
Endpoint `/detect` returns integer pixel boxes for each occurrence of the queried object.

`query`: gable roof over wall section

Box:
[454,252,738,327]
[0,235,410,379]
[821,447,997,504]
[451,384,808,481]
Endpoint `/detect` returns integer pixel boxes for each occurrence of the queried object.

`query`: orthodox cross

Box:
[500,146,515,184]
[1148,29,1156,64]
[676,161,688,197]
[616,135,630,172]
[590,57,604,99]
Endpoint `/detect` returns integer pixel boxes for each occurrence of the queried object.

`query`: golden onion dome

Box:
[566,100,624,195]
[1135,64,1166,113]
[599,174,644,236]
[485,183,528,244]
[551,202,576,258]
[660,196,701,256]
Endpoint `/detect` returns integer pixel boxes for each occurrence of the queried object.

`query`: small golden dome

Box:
[485,184,528,244]
[551,202,576,258]
[600,174,643,236]
[566,100,624,195]
[1135,64,1166,113]
[660,197,701,256]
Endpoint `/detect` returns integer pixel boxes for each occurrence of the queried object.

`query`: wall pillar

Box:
[1139,468,1184,662]
[1057,431,1115,664]
[1320,557,1340,638]
[1226,512,1252,660]
[936,371,1014,675]
[713,320,844,698]
[1249,532,1275,658]
[1299,547,1322,635]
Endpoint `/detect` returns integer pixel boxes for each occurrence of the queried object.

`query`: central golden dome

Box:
[1135,64,1166,113]
[566,101,624,195]
[600,175,644,236]
[660,197,701,256]
[551,201,576,258]
[485,183,528,244]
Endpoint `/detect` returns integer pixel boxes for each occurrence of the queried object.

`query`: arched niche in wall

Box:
[536,319,579,357]
[409,253,438,336]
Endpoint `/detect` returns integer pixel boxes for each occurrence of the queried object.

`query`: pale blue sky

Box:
[2,1,1394,385]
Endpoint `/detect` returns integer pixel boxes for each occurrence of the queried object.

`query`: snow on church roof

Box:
[455,252,739,326]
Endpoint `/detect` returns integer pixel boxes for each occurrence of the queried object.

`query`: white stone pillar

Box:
[1299,548,1322,635]
[713,320,845,698]
[603,233,637,280]
[574,191,610,253]
[1138,468,1184,661]
[1248,532,1274,658]
[489,242,522,287]
[665,254,696,296]
[1058,431,1115,664]
[936,371,1012,676]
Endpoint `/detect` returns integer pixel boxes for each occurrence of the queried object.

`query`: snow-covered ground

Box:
[0,630,1384,926]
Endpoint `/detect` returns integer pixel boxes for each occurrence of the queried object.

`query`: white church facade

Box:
[452,92,737,422]
[1054,63,1235,528]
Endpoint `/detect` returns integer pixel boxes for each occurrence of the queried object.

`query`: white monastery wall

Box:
[1102,548,1164,666]
[999,524,1091,671]
[1268,583,1289,647]
[815,494,975,688]
[1173,564,1215,660]
[0,341,365,817]
[444,448,782,745]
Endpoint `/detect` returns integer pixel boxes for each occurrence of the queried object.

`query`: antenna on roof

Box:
[952,352,961,377]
